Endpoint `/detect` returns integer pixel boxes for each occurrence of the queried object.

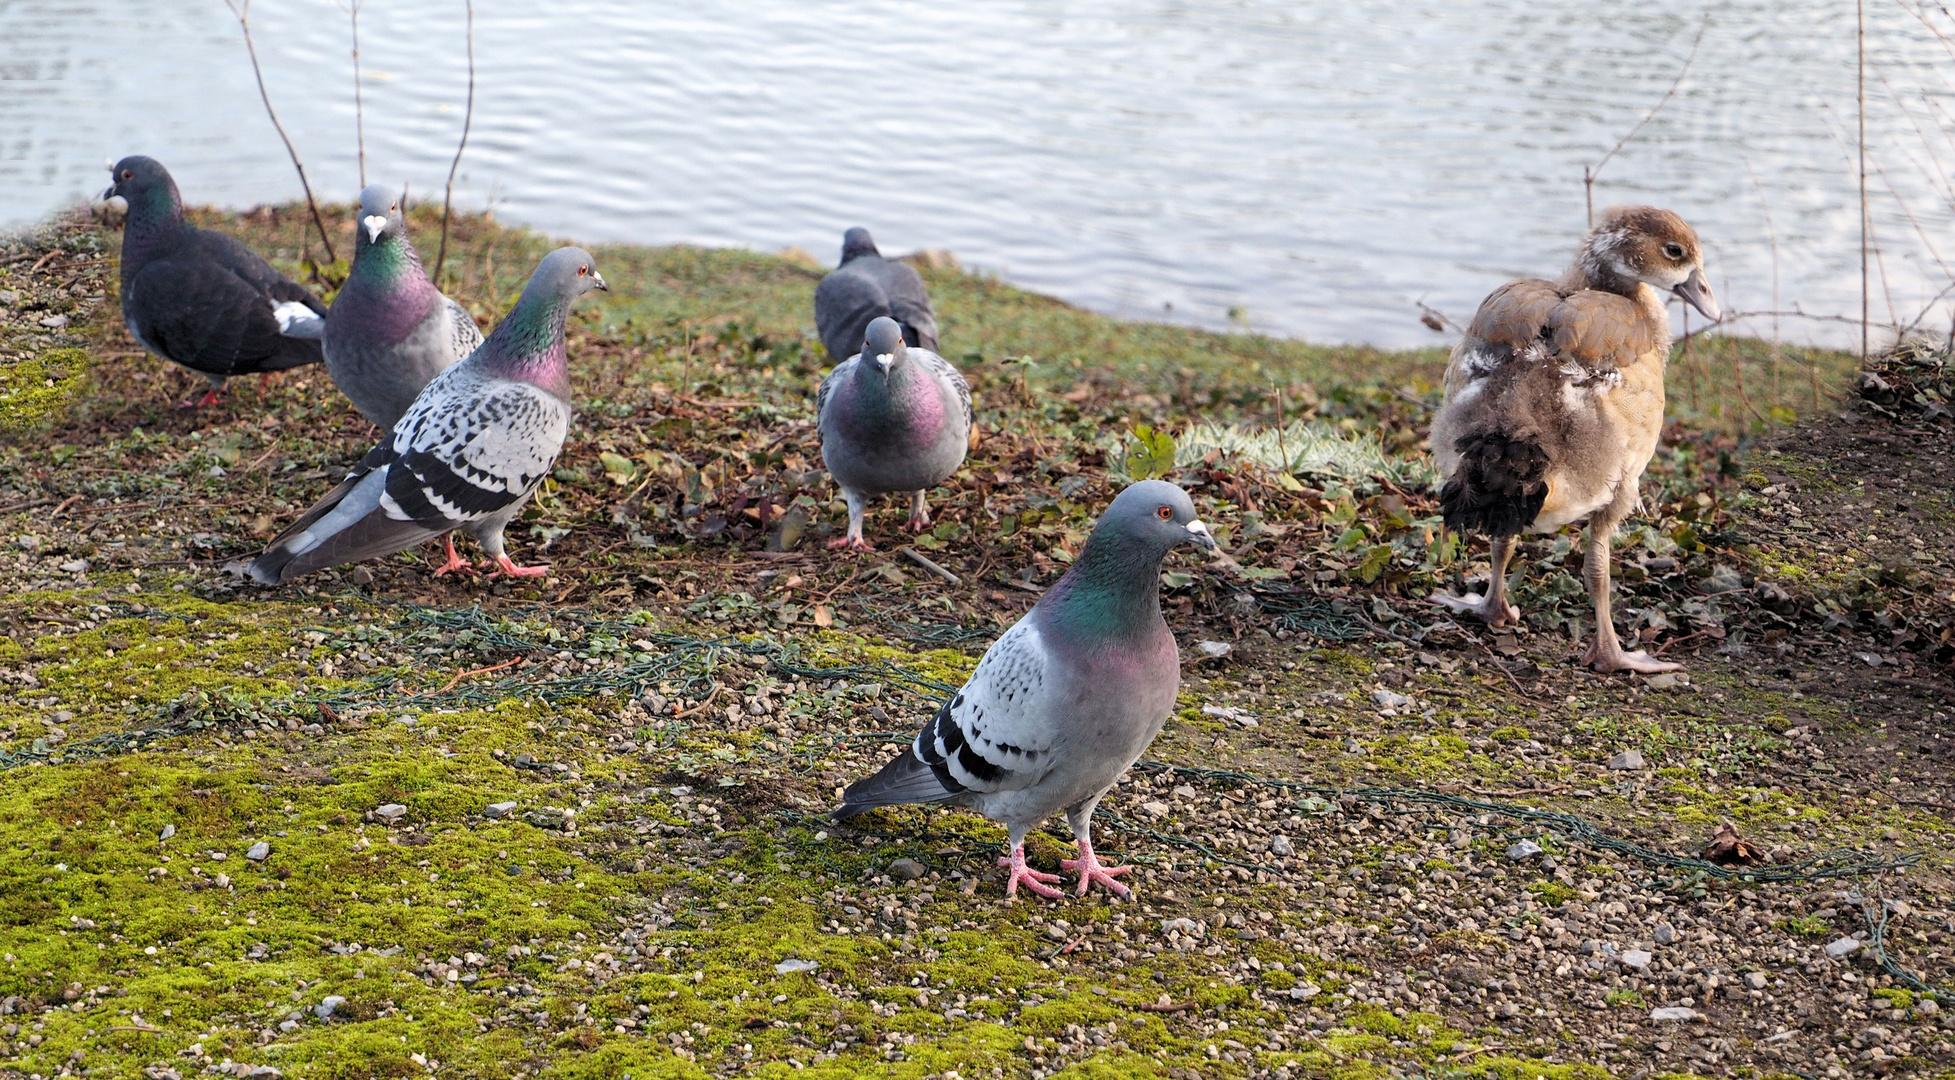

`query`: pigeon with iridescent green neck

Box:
[318,184,484,430]
[835,480,1216,900]
[248,248,607,585]
[103,155,325,408]
[816,316,972,550]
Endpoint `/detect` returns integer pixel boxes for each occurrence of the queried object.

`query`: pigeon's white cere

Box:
[362,215,388,243]
[1187,519,1211,541]
[875,352,894,367]
[103,195,128,214]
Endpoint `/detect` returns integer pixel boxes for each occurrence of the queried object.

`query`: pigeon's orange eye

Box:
[1156,506,1173,520]
[577,266,588,276]
[121,170,132,180]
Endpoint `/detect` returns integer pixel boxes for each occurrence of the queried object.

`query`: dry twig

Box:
[222,0,336,264]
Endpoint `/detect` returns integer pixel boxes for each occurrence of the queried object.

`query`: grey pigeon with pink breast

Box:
[834,480,1216,900]
[320,184,484,430]
[816,315,971,549]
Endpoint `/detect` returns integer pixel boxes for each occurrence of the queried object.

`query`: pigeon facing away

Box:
[247,248,607,585]
[817,316,972,550]
[317,184,485,430]
[835,480,1216,899]
[104,156,325,407]
[813,227,939,362]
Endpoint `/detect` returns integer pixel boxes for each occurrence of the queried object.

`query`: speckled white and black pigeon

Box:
[314,184,485,430]
[817,316,972,550]
[104,155,326,408]
[835,480,1216,900]
[812,227,939,362]
[247,248,607,585]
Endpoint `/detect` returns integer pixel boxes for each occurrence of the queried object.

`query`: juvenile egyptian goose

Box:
[1429,206,1720,674]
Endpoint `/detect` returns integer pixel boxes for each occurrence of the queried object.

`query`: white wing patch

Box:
[274,300,324,339]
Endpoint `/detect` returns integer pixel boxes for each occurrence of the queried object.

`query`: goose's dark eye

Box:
[1156,506,1173,520]
[1663,242,1685,260]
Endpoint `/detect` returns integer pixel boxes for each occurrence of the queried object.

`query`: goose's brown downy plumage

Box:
[1429,206,1720,674]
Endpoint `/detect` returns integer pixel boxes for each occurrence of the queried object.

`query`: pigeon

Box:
[1430,205,1719,674]
[835,480,1216,899]
[816,316,972,550]
[812,227,939,362]
[247,248,607,585]
[316,184,485,430]
[104,155,326,407]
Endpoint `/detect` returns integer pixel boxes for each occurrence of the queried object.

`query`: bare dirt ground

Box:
[0,207,1949,1079]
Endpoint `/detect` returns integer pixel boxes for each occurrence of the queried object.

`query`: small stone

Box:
[314,995,346,1020]
[1269,835,1294,858]
[1743,971,1769,990]
[1171,785,1198,799]
[277,1019,299,1032]
[1644,673,1684,691]
[1196,640,1232,660]
[1287,982,1321,1001]
[245,842,270,862]
[1607,749,1645,770]
[0,289,18,306]
[1825,937,1863,959]
[159,824,176,841]
[1369,689,1413,710]
[483,801,518,819]
[214,872,230,889]
[775,958,818,975]
[58,560,88,574]
[889,858,927,881]
[14,534,39,552]
[1918,998,1941,1015]
[38,314,68,329]
[1141,800,1170,818]
[1650,1006,1700,1022]
[526,807,572,830]
[373,804,407,824]
[1620,949,1652,971]
[1505,839,1544,861]
[1161,918,1203,939]
[349,565,375,585]
[1654,923,1678,945]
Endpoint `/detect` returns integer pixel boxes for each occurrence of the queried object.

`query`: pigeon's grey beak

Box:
[1673,268,1720,322]
[1185,519,1216,550]
[361,214,388,243]
[591,271,608,292]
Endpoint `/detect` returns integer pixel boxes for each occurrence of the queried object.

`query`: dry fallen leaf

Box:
[1702,820,1762,866]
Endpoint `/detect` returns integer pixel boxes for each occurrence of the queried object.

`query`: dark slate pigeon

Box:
[248,248,607,585]
[835,480,1217,900]
[812,227,939,362]
[104,156,325,407]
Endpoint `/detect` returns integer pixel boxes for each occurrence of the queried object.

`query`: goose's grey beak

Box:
[591,271,608,291]
[1186,519,1216,550]
[361,214,387,243]
[1673,268,1720,322]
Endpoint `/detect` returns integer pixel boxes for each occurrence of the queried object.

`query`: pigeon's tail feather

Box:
[832,749,959,819]
[257,333,325,372]
[1439,432,1549,538]
[249,468,437,584]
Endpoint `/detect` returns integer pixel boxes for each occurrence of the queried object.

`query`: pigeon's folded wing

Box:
[915,619,1059,796]
[878,261,940,353]
[128,258,286,378]
[444,296,485,359]
[380,378,569,526]
[815,354,858,420]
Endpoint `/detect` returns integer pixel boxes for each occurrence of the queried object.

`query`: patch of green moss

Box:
[0,346,93,433]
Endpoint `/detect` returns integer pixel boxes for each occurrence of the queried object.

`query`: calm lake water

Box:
[3,0,1952,350]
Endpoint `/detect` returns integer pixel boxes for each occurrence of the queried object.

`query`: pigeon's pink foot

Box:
[487,554,549,579]
[178,389,221,409]
[433,536,475,576]
[1061,838,1133,899]
[997,844,1063,900]
[827,535,875,551]
[907,511,931,532]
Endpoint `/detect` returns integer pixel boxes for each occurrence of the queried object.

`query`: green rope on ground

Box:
[1863,900,1954,1001]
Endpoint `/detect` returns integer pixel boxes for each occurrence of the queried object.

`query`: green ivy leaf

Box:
[1124,424,1177,480]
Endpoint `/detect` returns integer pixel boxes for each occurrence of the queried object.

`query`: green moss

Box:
[0,346,92,433]
[1526,881,1576,906]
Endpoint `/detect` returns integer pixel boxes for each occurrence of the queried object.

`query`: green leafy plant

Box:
[1124,424,1178,480]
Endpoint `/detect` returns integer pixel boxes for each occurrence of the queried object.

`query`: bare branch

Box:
[348,0,366,187]
[1585,6,1710,226]
[434,0,476,288]
[223,0,337,265]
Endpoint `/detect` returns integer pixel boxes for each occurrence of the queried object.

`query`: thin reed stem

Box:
[435,0,477,288]
[223,0,337,265]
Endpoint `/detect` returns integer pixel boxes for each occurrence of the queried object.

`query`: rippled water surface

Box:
[4,1,1952,348]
